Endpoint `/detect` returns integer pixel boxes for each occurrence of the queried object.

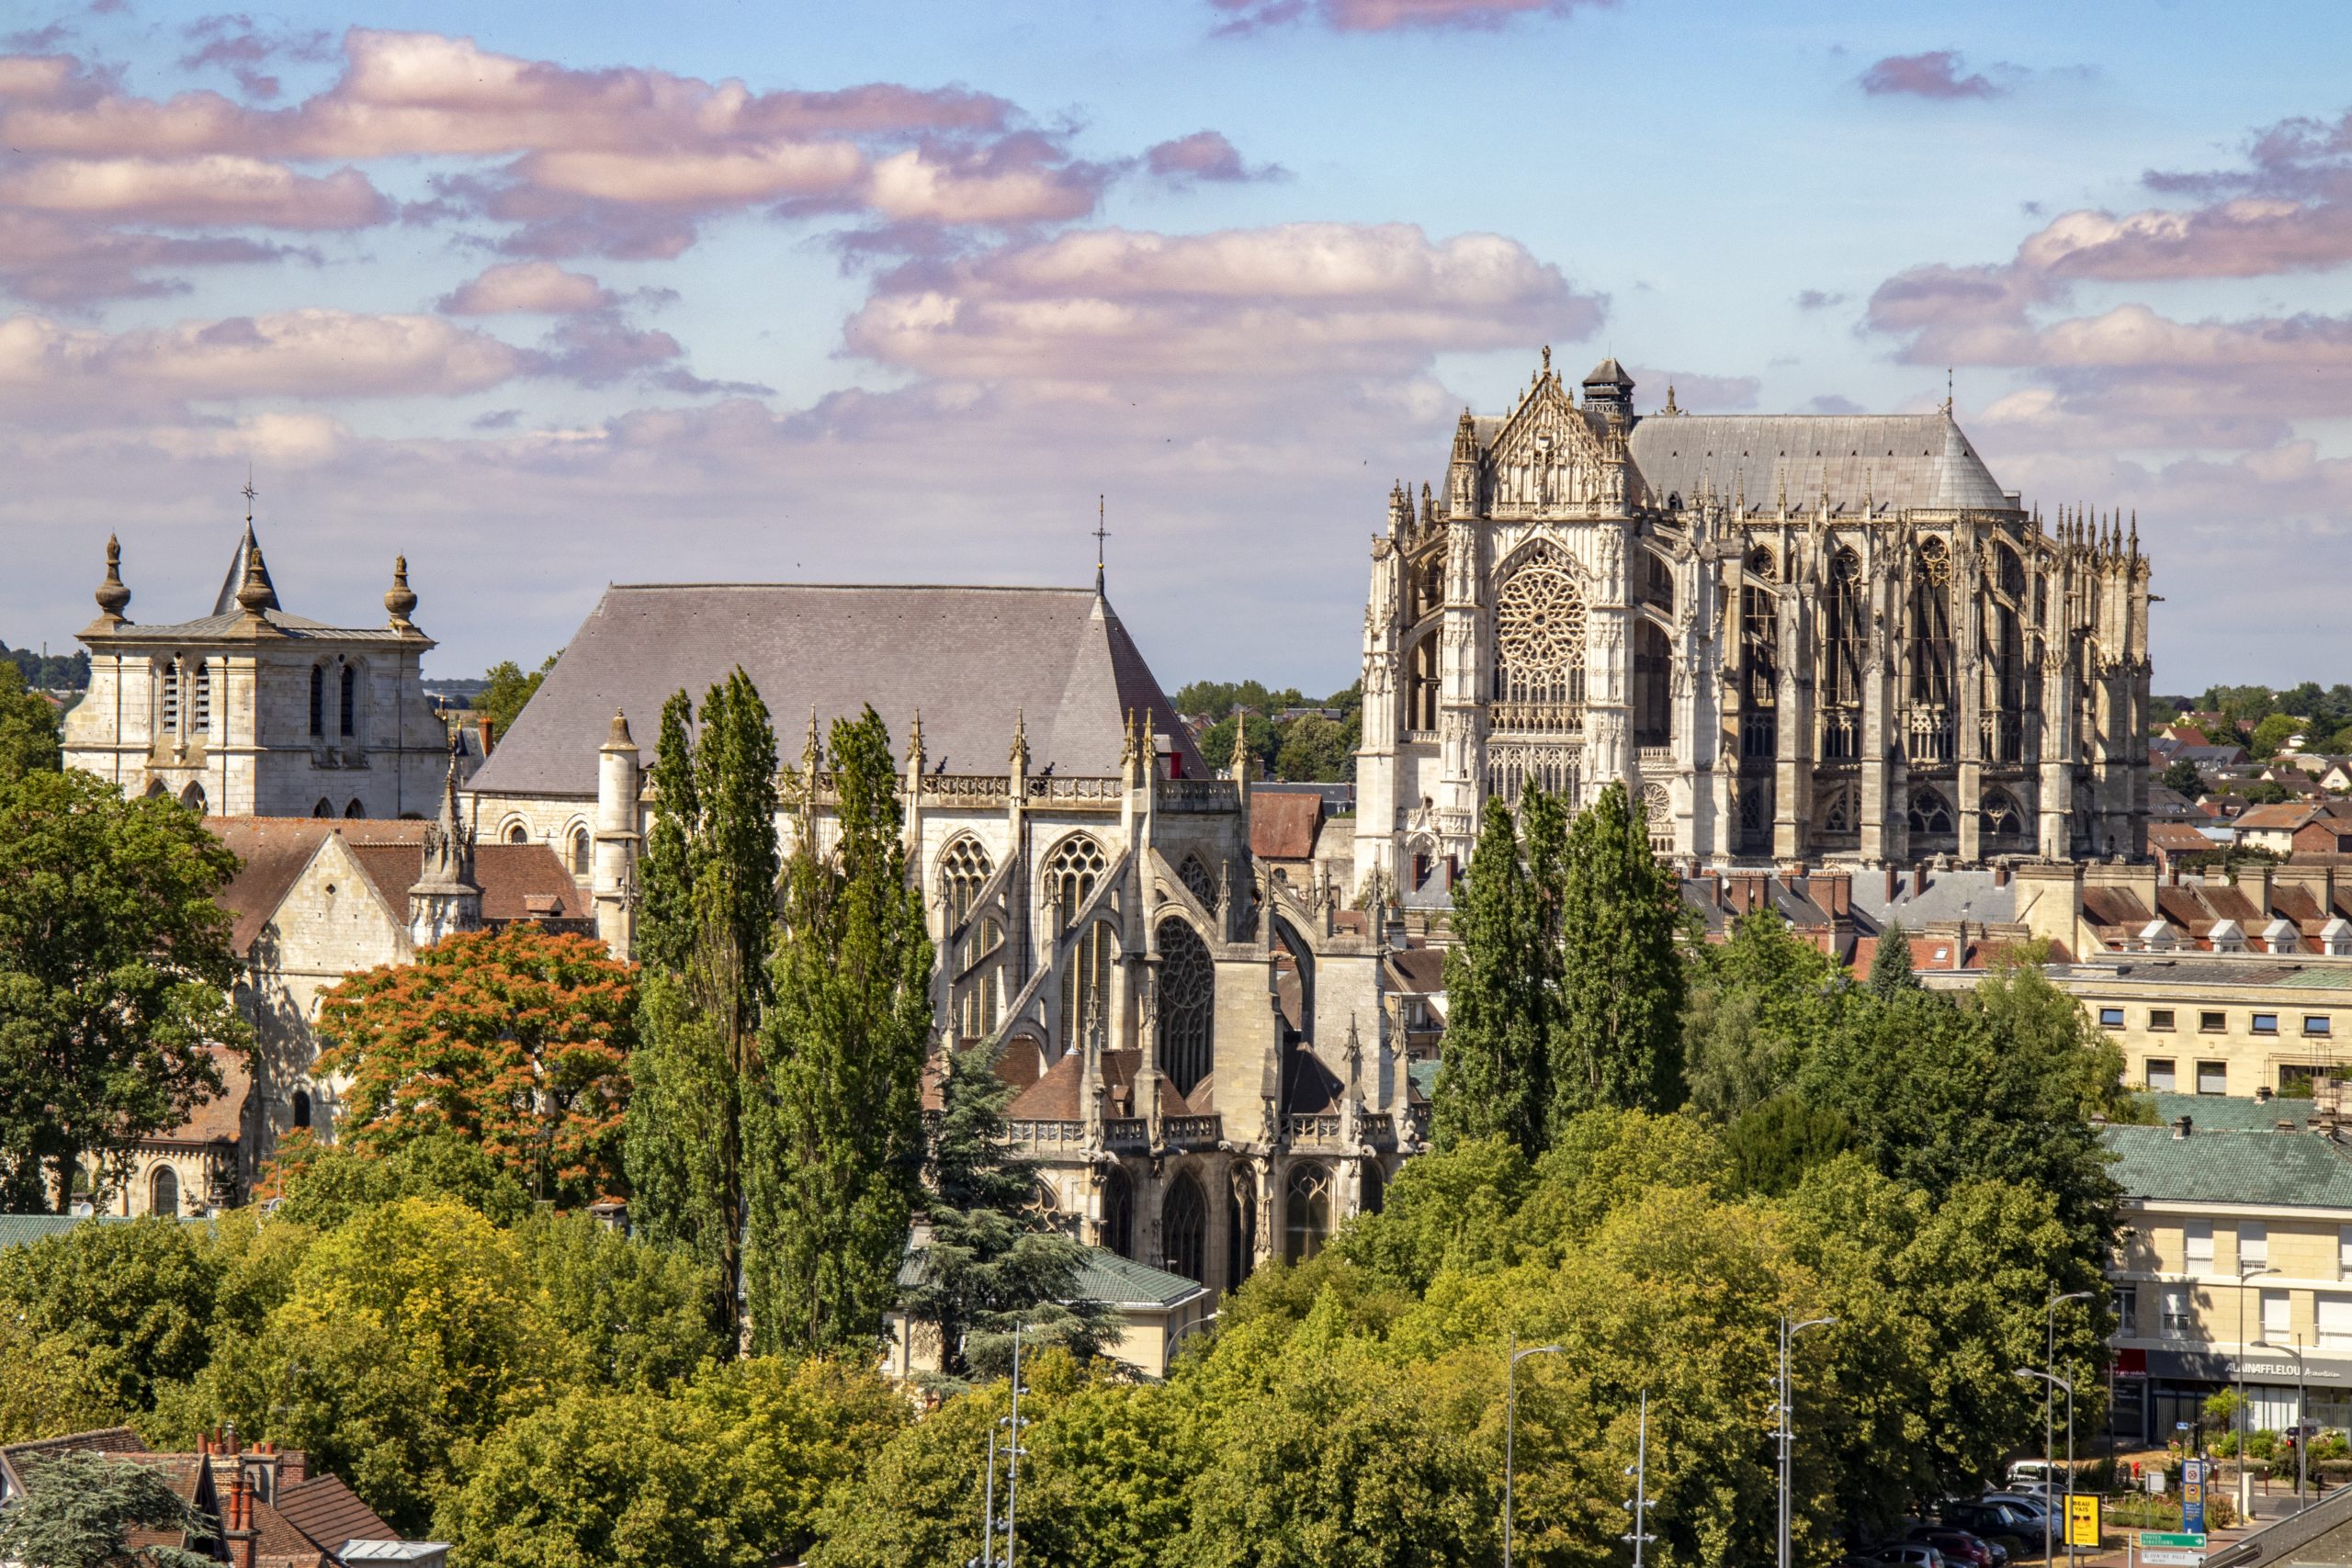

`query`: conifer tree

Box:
[900,1041,1113,1383]
[1430,795,1550,1151]
[749,707,934,1355]
[1547,781,1689,1128]
[1869,918,1923,998]
[623,671,779,1348]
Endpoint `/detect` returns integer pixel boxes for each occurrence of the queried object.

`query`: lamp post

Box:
[2043,1292,2092,1567]
[2237,1265,2279,1489]
[1778,1315,1837,1568]
[1623,1389,1656,1568]
[1504,1335,1563,1568]
[2018,1369,2077,1568]
[2289,1334,2310,1513]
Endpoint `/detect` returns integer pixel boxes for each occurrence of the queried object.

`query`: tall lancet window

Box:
[1820,547,1864,761]
[1158,918,1215,1097]
[190,660,211,735]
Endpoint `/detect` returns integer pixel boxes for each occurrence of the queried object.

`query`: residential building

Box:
[2055,958,2352,1098]
[886,1245,1213,1382]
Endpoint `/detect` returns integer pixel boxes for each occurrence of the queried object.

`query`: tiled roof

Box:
[2144,1092,2319,1131]
[0,1213,110,1249]
[2103,1122,2352,1207]
[1068,1247,1208,1310]
[1384,947,1446,992]
[1250,792,1322,861]
[1624,410,2013,513]
[467,585,1203,798]
[275,1473,395,1553]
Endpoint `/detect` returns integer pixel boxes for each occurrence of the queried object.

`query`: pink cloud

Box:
[1144,130,1282,185]
[1858,51,2007,100]
[177,14,334,102]
[1210,0,1609,33]
[0,154,387,227]
[438,260,612,315]
[0,209,284,304]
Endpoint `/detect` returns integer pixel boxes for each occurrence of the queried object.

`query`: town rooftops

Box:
[2103,1120,2352,1209]
[467,583,1204,799]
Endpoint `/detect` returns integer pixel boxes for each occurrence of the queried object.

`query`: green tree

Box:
[1430,797,1550,1151]
[624,673,780,1348]
[899,1041,1112,1382]
[262,1128,533,1231]
[315,926,637,1205]
[0,770,247,1212]
[0,1216,220,1413]
[2160,759,2207,795]
[1680,910,1839,1121]
[681,1356,910,1562]
[0,1450,214,1568]
[2252,712,2305,758]
[472,654,556,742]
[750,706,933,1356]
[1723,1095,1855,1197]
[1197,711,1278,779]
[1548,782,1688,1126]
[1869,918,1922,998]
[1273,715,1354,783]
[2243,779,2293,805]
[0,1316,124,1443]
[517,1210,721,1393]
[1332,1134,1533,1292]
[0,660,62,780]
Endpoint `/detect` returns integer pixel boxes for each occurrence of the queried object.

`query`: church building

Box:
[1354,353,2154,897]
[466,581,1408,1303]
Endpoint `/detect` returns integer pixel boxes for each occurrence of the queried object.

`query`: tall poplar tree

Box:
[749,707,933,1355]
[623,671,779,1348]
[1547,781,1689,1128]
[1870,918,1923,997]
[1430,795,1550,1151]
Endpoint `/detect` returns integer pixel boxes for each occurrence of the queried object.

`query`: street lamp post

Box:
[2044,1292,2092,1566]
[2237,1266,2279,1493]
[1778,1315,1837,1568]
[1504,1335,1564,1568]
[2290,1334,2310,1513]
[2018,1370,2078,1568]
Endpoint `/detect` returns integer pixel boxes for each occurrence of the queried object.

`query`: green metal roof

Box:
[2144,1092,2320,1130]
[1069,1247,1208,1310]
[1408,1059,1440,1100]
[0,1214,113,1249]
[2103,1123,2352,1208]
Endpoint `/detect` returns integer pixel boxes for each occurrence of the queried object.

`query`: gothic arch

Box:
[149,1164,179,1218]
[179,781,207,813]
[343,799,365,819]
[1041,832,1108,932]
[1816,780,1858,840]
[1820,547,1865,761]
[1227,1167,1258,1289]
[312,797,334,818]
[1060,919,1117,1053]
[1283,1162,1331,1264]
[1905,536,1956,762]
[1906,784,1955,837]
[1100,1164,1135,1258]
[938,835,994,928]
[1405,628,1440,732]
[1176,852,1216,909]
[1490,541,1588,715]
[1982,786,2029,843]
[1162,1169,1207,1283]
[1157,917,1215,1098]
[570,825,592,876]
[505,820,529,844]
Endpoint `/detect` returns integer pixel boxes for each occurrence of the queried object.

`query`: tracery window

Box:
[957,918,1004,1042]
[1043,834,1108,932]
[1818,783,1856,838]
[1640,783,1674,857]
[1178,854,1216,908]
[1283,1163,1331,1264]
[1740,559,1779,760]
[1158,918,1216,1098]
[1060,919,1116,1053]
[1821,547,1864,760]
[939,836,994,928]
[1491,545,1587,727]
[1163,1172,1207,1283]
[1905,537,1956,761]
[1983,789,2027,842]
[1633,619,1671,748]
[1102,1165,1134,1258]
[1983,542,2028,765]
[1227,1168,1258,1288]
[1907,784,1955,837]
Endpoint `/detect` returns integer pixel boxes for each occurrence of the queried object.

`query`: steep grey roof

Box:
[468,583,1204,799]
[1624,412,2014,514]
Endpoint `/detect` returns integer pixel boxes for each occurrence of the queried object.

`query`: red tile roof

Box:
[275,1473,394,1554]
[1250,793,1322,862]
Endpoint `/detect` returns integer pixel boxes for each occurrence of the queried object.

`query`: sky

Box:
[2,0,2349,696]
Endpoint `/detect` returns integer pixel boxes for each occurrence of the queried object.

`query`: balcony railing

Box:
[1010,1119,1086,1146]
[1104,1118,1148,1148]
[1158,779,1239,813]
[1162,1115,1224,1147]
[1286,1113,1342,1145]
[1489,701,1584,735]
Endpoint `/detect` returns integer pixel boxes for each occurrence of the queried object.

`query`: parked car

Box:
[1910,1525,2002,1568]
[1942,1501,2035,1558]
[2007,1461,2057,1489]
[1871,1544,1949,1568]
[1977,1491,2055,1518]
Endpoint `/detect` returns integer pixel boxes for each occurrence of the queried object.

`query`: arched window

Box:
[338,663,356,737]
[1178,854,1216,908]
[958,919,1004,1043]
[159,660,180,731]
[1740,559,1779,759]
[291,1089,311,1130]
[1633,618,1671,747]
[1906,784,1955,837]
[150,1165,179,1218]
[1905,538,1956,761]
[1026,1179,1068,1235]
[309,665,325,737]
[1060,920,1115,1052]
[1361,1160,1385,1216]
[1640,783,1673,857]
[939,837,993,929]
[1162,1172,1206,1283]
[1283,1163,1330,1264]
[506,822,528,845]
[344,799,365,819]
[1491,545,1587,726]
[1101,1165,1134,1258]
[1158,918,1216,1098]
[190,659,210,734]
[312,798,333,818]
[180,782,207,813]
[1227,1168,1257,1289]
[1818,783,1856,839]
[1821,547,1864,760]
[1983,789,2027,842]
[1411,551,1443,623]
[571,827,592,876]
[1043,834,1107,931]
[1407,633,1440,733]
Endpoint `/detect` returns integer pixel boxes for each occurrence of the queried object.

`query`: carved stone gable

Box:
[1485,379,1609,518]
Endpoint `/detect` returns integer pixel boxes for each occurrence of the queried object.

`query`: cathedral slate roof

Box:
[1623,412,2014,514]
[469,584,1204,798]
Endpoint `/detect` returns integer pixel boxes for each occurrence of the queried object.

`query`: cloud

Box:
[0,209,287,305]
[1209,0,1610,34]
[0,154,387,227]
[1144,130,1283,185]
[1625,367,1758,412]
[177,14,334,101]
[1806,394,1864,415]
[1794,288,1846,310]
[439,260,613,315]
[1858,51,2008,100]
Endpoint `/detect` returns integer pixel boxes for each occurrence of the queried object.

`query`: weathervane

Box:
[242,467,257,523]
[1094,494,1110,596]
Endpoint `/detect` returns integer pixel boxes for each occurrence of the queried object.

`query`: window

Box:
[2241,1222,2268,1271]
[1060,920,1116,1053]
[2115,1284,2138,1335]
[312,797,333,818]
[2100,1007,2125,1028]
[1158,919,1216,1099]
[309,664,325,737]
[343,799,365,820]
[2186,1221,2214,1273]
[1906,784,1955,836]
[1362,1161,1385,1216]
[150,1165,179,1219]
[2145,1058,2177,1092]
[2311,1016,2335,1038]
[1162,1173,1206,1284]
[957,919,1004,1043]
[190,660,210,732]
[2322,1294,2352,1350]
[570,828,591,876]
[1100,1165,1133,1258]
[1284,1164,1331,1264]
[291,1089,311,1130]
[2150,1010,2177,1032]
[2200,1011,2228,1033]
[159,660,179,729]
[1227,1169,1257,1290]
[2198,1060,2229,1095]
[338,663,356,737]
[506,823,528,844]
[1043,835,1107,931]
[939,837,994,929]
[2263,1289,2290,1342]
[2255,1013,2280,1035]
[2162,1286,2191,1339]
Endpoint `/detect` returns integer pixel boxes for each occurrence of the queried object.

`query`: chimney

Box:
[2257,1086,2275,1103]
[1884,865,1899,904]
[2173,1114,2193,1140]
[1994,863,2011,888]
[478,716,495,755]
[1816,870,1851,919]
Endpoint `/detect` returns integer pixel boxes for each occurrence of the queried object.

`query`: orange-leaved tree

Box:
[315,926,637,1206]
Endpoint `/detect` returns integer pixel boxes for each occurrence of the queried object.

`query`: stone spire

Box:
[407,753,481,948]
[91,535,130,628]
[384,555,418,632]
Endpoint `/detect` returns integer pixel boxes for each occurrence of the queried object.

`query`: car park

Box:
[1910,1525,2003,1568]
[1871,1543,1949,1568]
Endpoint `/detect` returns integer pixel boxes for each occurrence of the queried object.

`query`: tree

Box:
[1430,797,1549,1151]
[2252,712,2305,758]
[0,1216,221,1413]
[681,1356,910,1562]
[1197,710,1278,779]
[260,1127,534,1231]
[1681,910,1839,1120]
[472,655,555,742]
[899,1041,1113,1382]
[0,770,246,1212]
[1548,782,1688,1127]
[0,660,62,780]
[1869,918,1922,997]
[315,926,637,1205]
[2244,778,2293,805]
[0,1316,124,1444]
[749,706,934,1356]
[2161,759,2207,795]
[1723,1095,1854,1196]
[1274,715,1355,783]
[0,1450,215,1568]
[624,674,780,1348]
[517,1211,721,1392]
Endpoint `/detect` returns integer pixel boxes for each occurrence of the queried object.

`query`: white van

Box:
[2005,1461,2057,1492]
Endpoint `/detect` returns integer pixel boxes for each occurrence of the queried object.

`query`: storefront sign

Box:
[2142,1348,2352,1387]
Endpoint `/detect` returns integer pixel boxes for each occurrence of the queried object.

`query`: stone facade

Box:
[63,528,453,818]
[1354,354,2154,896]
